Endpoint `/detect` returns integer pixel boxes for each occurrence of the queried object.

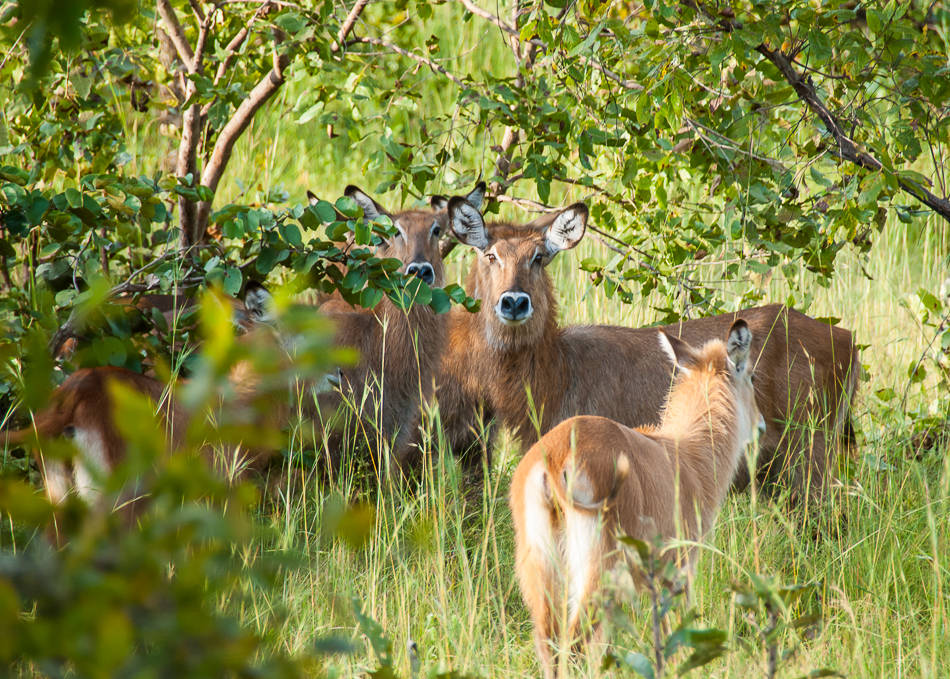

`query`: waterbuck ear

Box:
[344,185,387,221]
[658,331,698,374]
[543,203,588,255]
[306,190,320,206]
[430,195,449,211]
[726,319,753,374]
[465,180,487,210]
[448,196,490,250]
[243,281,276,324]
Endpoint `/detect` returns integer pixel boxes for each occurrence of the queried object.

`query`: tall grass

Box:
[23,4,950,675]
[226,207,949,678]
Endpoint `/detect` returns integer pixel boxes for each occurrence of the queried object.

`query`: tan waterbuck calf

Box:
[510,321,763,679]
[439,199,858,501]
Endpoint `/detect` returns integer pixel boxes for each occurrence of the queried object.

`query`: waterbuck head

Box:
[658,319,765,449]
[343,183,485,287]
[448,198,588,350]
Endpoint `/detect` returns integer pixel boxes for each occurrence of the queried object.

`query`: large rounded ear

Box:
[543,203,588,255]
[447,196,490,250]
[344,185,387,221]
[658,331,699,375]
[464,180,486,210]
[726,319,752,374]
[306,190,320,206]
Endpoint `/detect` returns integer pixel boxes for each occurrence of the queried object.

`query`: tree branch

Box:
[156,0,195,71]
[331,0,370,52]
[346,36,465,87]
[756,44,950,223]
[194,49,291,240]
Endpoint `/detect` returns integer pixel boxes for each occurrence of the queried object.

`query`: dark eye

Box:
[486,253,497,264]
[532,252,544,267]
[431,224,441,238]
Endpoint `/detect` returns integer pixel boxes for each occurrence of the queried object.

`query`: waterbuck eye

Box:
[532,252,544,267]
[431,222,441,238]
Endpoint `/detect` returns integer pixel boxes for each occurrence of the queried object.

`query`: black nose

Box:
[406,261,435,285]
[498,292,532,321]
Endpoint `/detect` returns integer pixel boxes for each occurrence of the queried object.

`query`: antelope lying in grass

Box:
[439,199,858,501]
[510,321,764,679]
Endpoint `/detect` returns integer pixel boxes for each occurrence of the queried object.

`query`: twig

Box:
[47,252,198,356]
[195,49,291,236]
[331,0,370,52]
[346,36,465,87]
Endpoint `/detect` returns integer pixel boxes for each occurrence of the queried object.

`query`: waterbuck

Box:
[309,182,484,473]
[438,199,858,501]
[509,321,763,679]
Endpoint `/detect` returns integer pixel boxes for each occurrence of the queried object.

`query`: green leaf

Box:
[624,651,655,679]
[65,187,83,208]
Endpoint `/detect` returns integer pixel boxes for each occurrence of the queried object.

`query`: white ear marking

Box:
[345,186,383,221]
[393,219,407,240]
[658,331,691,375]
[449,198,489,250]
[544,204,588,254]
[727,320,753,375]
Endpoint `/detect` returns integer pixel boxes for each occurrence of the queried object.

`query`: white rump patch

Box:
[42,458,72,505]
[564,508,600,625]
[72,427,109,501]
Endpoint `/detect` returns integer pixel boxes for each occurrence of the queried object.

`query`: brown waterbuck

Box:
[304,182,485,473]
[438,198,858,501]
[510,321,763,679]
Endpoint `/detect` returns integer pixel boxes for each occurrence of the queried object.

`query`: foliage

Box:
[602,537,838,679]
[0,293,335,676]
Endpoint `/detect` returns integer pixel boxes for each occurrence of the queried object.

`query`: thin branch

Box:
[456,0,517,34]
[47,252,199,356]
[756,44,950,223]
[331,0,370,52]
[188,0,206,23]
[156,0,195,71]
[346,36,465,87]
[194,49,291,239]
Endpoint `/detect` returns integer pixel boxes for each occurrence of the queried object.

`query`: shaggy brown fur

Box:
[311,183,484,472]
[438,201,859,501]
[510,322,761,679]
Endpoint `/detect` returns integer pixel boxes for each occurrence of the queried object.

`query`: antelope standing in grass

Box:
[510,321,763,679]
[308,182,484,473]
[439,199,858,501]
